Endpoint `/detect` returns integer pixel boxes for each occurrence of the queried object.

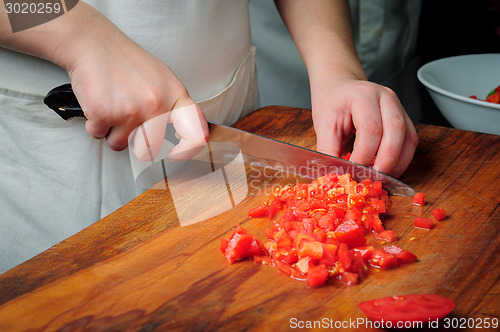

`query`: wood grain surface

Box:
[0,106,498,331]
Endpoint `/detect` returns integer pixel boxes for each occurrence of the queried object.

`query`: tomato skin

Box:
[412,192,425,206]
[431,208,446,221]
[358,294,455,324]
[248,205,268,218]
[414,217,434,230]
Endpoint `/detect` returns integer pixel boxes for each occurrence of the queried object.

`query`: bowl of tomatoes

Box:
[417,54,500,135]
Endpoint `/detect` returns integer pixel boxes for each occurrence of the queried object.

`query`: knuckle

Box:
[389,116,407,132]
[142,86,166,114]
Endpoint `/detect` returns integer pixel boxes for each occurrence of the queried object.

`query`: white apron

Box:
[0,0,257,273]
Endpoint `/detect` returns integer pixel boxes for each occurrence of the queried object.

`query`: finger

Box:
[129,113,170,162]
[349,98,383,166]
[168,104,209,162]
[314,115,347,158]
[85,118,111,140]
[388,115,418,178]
[371,93,407,175]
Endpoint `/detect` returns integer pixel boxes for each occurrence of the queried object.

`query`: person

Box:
[0,0,418,273]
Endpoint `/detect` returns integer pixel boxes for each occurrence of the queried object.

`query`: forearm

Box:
[274,0,366,83]
[0,1,132,71]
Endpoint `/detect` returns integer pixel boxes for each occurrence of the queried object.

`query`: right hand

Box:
[63,5,208,154]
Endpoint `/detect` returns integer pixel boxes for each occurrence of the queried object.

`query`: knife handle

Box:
[43,84,180,145]
[44,84,85,120]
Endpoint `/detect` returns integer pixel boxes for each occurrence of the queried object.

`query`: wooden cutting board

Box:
[0,106,498,331]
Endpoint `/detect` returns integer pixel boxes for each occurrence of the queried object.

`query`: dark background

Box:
[384,0,500,127]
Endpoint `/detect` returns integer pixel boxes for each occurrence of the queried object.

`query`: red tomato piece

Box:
[319,243,338,266]
[248,204,268,218]
[376,230,398,243]
[358,294,455,324]
[272,248,298,265]
[338,243,352,270]
[295,256,314,274]
[341,271,359,286]
[486,92,500,104]
[273,228,293,249]
[412,192,425,206]
[334,220,367,248]
[365,181,383,198]
[276,260,296,277]
[372,216,385,234]
[384,245,417,265]
[306,265,328,288]
[352,246,375,263]
[368,198,387,213]
[414,217,434,230]
[370,249,397,270]
[253,255,274,265]
[299,241,324,259]
[431,208,446,221]
[221,225,264,264]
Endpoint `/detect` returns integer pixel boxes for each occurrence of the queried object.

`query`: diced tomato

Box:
[414,217,434,230]
[365,181,383,198]
[341,271,359,286]
[299,241,324,259]
[273,228,293,249]
[338,243,352,270]
[319,243,338,266]
[273,248,298,265]
[296,257,314,274]
[384,245,417,265]
[370,249,397,270]
[343,207,362,223]
[223,171,439,288]
[253,255,274,265]
[276,260,296,276]
[353,246,375,264]
[266,199,282,220]
[248,204,268,218]
[376,230,398,243]
[432,208,446,221]
[368,198,386,213]
[372,216,385,234]
[334,220,366,248]
[412,192,425,206]
[306,265,328,287]
[358,294,455,324]
[221,225,264,264]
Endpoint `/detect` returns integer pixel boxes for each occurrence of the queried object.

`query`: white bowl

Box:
[417,54,500,135]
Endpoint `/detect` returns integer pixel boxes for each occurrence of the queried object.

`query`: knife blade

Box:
[206,123,415,197]
[44,84,416,197]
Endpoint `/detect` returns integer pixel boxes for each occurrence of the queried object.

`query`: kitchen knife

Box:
[44,84,416,197]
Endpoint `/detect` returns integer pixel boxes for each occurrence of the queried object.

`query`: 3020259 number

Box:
[443,317,498,329]
[4,2,61,14]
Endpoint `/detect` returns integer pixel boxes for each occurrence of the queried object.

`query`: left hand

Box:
[311,76,418,178]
